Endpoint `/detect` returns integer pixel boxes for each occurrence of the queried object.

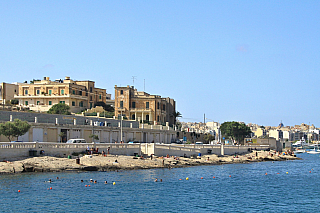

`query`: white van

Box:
[66,139,87,143]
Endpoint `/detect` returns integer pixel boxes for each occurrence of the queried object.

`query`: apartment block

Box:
[0,82,19,105]
[114,85,176,126]
[14,77,106,113]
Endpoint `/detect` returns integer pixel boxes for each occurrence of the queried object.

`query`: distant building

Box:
[0,82,19,105]
[114,85,176,126]
[14,77,106,113]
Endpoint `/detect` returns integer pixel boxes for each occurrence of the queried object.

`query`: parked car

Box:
[66,139,87,143]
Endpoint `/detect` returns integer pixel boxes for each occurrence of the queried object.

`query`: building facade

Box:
[114,85,176,126]
[14,77,106,113]
[0,82,19,105]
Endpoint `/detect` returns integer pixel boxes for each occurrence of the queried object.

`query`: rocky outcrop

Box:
[0,151,299,174]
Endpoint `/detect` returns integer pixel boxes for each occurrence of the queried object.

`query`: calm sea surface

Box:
[0,153,319,213]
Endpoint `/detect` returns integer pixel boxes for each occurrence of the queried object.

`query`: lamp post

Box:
[120,110,123,142]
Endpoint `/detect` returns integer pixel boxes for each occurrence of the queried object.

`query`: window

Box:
[49,90,52,95]
[146,102,149,109]
[132,102,136,108]
[157,116,159,122]
[79,101,83,107]
[120,101,123,108]
[90,87,92,92]
[90,96,92,101]
[60,101,65,104]
[120,90,123,95]
[72,101,75,106]
[25,90,28,95]
[99,94,102,99]
[36,90,40,95]
[90,103,92,108]
[49,101,52,105]
[72,90,75,95]
[146,115,149,121]
[162,104,165,111]
[25,101,28,105]
[157,102,160,109]
[132,114,135,120]
[78,91,82,96]
[61,89,64,95]
[37,101,40,105]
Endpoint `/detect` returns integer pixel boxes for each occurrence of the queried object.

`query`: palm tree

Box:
[171,111,182,125]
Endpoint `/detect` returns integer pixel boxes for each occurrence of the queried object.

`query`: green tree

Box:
[220,121,252,145]
[0,119,31,141]
[94,102,114,112]
[47,103,71,115]
[10,99,19,105]
[89,134,99,142]
[171,111,182,125]
[58,132,66,143]
[203,134,215,144]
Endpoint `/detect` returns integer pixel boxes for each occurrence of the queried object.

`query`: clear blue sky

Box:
[1,1,319,127]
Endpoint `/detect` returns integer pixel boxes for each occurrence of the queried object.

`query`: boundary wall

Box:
[0,142,141,160]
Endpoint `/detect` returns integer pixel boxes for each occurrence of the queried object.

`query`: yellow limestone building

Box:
[114,85,176,126]
[15,77,106,113]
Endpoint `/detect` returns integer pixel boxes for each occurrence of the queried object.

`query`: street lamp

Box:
[120,110,123,142]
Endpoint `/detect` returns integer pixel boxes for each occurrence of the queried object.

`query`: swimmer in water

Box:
[155,178,158,182]
[105,181,108,184]
[94,180,97,183]
[81,180,84,182]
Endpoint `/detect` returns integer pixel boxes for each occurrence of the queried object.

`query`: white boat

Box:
[307,148,320,154]
[294,148,306,154]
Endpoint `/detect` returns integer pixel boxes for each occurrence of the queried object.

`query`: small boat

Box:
[294,148,306,154]
[307,147,320,154]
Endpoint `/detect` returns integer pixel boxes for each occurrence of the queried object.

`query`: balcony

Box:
[129,108,153,113]
[14,94,88,100]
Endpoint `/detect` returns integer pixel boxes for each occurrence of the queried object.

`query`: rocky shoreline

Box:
[0,150,299,174]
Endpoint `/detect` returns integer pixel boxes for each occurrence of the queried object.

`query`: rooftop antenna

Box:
[132,76,137,87]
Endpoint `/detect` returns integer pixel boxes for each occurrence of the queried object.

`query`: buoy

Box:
[286,172,288,174]
[85,185,87,187]
[179,179,182,180]
[186,177,189,180]
[213,176,215,178]
[277,173,279,174]
[50,187,52,190]
[113,182,116,185]
[18,190,20,192]
[229,175,231,177]
[309,171,311,173]
[265,173,267,175]
[88,185,91,187]
[201,177,203,179]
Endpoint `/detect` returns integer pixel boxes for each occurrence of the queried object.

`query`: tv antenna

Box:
[132,76,137,86]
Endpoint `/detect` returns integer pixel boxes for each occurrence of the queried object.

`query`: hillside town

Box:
[0,76,319,146]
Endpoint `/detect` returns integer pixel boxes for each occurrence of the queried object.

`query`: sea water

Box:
[0,153,319,213]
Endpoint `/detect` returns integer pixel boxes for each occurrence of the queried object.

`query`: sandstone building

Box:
[14,77,106,113]
[114,85,176,126]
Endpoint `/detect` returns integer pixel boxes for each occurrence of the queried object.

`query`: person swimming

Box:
[94,180,97,183]
[81,180,84,182]
[90,179,93,182]
[104,181,108,184]
[155,178,158,182]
